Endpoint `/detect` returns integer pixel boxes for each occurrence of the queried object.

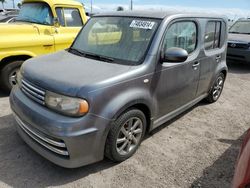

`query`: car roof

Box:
[94,10,227,20]
[0,15,15,18]
[237,18,250,21]
[22,0,82,7]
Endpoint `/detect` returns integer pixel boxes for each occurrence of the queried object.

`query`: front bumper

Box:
[227,47,250,63]
[10,86,111,168]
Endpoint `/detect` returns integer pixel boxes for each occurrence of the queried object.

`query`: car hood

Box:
[228,33,250,43]
[21,50,133,97]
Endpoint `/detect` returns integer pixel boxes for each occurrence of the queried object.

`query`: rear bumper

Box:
[10,86,112,168]
[227,48,250,63]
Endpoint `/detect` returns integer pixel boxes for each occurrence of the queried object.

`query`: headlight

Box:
[45,91,89,117]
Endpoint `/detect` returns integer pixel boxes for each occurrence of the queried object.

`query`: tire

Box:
[206,73,225,103]
[0,61,23,93]
[105,109,147,162]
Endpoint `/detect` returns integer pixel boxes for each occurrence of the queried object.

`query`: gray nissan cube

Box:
[10,11,228,168]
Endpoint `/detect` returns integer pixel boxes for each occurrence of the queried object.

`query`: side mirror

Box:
[161,47,188,63]
[53,17,60,27]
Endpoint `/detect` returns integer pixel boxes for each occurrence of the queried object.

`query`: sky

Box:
[83,0,250,10]
[4,0,250,19]
[81,0,250,19]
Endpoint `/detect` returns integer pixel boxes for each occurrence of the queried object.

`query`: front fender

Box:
[0,23,55,62]
[86,86,156,157]
[94,87,156,123]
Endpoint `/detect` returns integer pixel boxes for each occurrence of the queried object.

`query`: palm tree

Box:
[17,2,21,9]
[0,0,6,9]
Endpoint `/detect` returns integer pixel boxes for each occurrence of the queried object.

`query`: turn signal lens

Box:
[79,100,89,114]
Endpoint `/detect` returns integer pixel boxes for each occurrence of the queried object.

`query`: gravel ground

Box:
[0,62,250,188]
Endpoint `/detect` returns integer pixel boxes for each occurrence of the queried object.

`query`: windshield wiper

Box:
[15,18,34,23]
[69,48,114,63]
[229,31,250,34]
[229,31,241,34]
[84,52,114,63]
[68,48,86,56]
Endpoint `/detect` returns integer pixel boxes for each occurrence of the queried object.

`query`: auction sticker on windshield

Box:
[130,20,155,30]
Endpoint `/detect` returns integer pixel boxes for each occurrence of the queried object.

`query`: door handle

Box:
[192,62,200,70]
[216,55,221,62]
[43,44,53,47]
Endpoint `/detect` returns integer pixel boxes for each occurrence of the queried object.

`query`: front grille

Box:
[13,113,69,157]
[21,80,45,105]
[228,42,249,49]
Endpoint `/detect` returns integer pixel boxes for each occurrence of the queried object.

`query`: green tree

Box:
[117,6,124,11]
[17,2,21,9]
[0,0,6,9]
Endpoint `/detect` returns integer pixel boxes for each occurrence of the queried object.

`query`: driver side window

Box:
[163,21,197,54]
[56,7,83,27]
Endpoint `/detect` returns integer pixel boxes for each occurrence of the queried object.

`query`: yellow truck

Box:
[0,0,87,92]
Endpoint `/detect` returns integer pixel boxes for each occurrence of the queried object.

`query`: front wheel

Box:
[105,109,146,162]
[206,73,225,103]
[0,61,23,93]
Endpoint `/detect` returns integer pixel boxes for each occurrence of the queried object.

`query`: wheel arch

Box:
[220,69,227,79]
[112,101,152,134]
[208,66,228,92]
[0,55,33,70]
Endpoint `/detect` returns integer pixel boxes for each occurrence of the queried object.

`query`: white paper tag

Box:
[130,20,155,30]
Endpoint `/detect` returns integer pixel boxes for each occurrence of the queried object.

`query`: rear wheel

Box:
[206,73,225,103]
[105,109,146,162]
[0,61,23,93]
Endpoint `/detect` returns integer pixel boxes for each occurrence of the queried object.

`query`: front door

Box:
[153,20,201,120]
[35,25,55,55]
[53,7,84,51]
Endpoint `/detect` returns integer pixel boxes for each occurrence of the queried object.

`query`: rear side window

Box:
[163,21,197,54]
[205,21,221,50]
[56,7,83,27]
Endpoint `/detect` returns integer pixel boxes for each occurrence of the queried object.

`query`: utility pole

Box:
[12,0,15,8]
[90,0,93,14]
[130,0,133,10]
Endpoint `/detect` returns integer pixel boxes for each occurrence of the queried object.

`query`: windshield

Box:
[71,17,160,65]
[229,20,250,34]
[16,2,53,25]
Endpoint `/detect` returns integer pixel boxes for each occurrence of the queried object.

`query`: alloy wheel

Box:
[212,76,224,101]
[9,68,19,87]
[116,117,143,156]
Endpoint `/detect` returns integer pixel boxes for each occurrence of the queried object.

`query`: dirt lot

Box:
[0,62,249,188]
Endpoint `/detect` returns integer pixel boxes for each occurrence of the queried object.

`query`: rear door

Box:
[153,19,201,119]
[53,7,84,51]
[197,19,226,96]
